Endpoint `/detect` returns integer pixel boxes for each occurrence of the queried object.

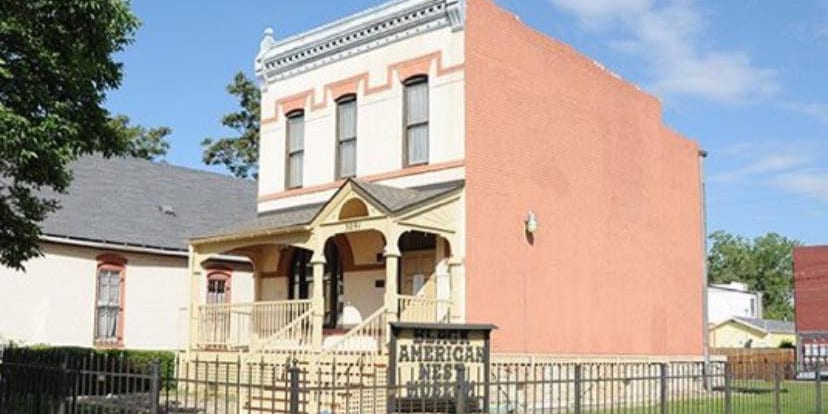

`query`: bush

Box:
[2,346,177,390]
[779,340,795,349]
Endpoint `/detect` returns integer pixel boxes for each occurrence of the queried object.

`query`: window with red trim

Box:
[207,269,232,304]
[94,255,126,346]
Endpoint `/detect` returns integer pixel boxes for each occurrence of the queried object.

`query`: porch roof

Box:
[192,179,464,244]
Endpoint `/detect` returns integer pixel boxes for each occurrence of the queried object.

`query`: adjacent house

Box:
[186,0,704,364]
[709,317,795,349]
[793,245,828,360]
[708,282,763,324]
[0,156,257,350]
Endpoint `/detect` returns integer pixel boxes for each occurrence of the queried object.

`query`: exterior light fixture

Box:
[525,211,538,235]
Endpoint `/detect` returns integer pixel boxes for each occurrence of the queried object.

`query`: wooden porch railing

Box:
[259,309,315,354]
[196,300,311,350]
[398,295,452,323]
[322,306,389,357]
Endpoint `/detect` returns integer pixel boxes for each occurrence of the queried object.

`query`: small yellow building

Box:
[710,317,796,348]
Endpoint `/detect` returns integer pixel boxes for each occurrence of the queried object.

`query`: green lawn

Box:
[588,381,827,414]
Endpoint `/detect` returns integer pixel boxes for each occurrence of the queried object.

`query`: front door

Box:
[400,251,436,297]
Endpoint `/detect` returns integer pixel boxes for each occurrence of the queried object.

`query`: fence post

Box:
[724,362,733,414]
[289,361,301,414]
[149,360,161,414]
[574,364,582,414]
[773,363,781,414]
[455,364,466,414]
[817,358,823,414]
[56,355,67,414]
[660,363,668,414]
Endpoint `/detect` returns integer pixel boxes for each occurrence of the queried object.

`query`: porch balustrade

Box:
[397,295,452,323]
[196,300,312,350]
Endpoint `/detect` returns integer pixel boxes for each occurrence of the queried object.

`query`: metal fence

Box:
[1,352,826,413]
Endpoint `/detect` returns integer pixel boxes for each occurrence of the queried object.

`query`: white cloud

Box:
[712,140,828,204]
[773,171,828,203]
[815,1,828,41]
[711,153,814,183]
[548,0,778,103]
[781,101,828,123]
[548,0,654,22]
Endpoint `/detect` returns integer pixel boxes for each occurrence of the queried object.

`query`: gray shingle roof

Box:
[734,317,795,334]
[352,179,464,212]
[196,179,465,242]
[198,203,324,241]
[38,155,257,252]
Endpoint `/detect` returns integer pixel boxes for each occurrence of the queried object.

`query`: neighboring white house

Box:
[708,282,763,325]
[0,156,257,350]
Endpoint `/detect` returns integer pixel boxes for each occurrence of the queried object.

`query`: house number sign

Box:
[388,322,496,413]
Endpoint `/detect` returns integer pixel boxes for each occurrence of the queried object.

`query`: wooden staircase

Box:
[189,299,451,413]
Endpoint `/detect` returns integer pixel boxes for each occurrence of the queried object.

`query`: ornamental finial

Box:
[260,27,276,54]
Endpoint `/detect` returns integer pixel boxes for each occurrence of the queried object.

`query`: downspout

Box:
[699,149,711,389]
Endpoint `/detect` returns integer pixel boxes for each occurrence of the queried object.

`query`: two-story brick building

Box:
[794,245,828,361]
[186,0,704,364]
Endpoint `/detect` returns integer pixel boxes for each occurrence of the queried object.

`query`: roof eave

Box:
[190,224,311,248]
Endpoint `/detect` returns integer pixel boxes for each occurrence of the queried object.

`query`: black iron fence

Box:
[1,351,826,414]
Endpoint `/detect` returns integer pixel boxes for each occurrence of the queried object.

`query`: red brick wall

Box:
[464,0,704,356]
[794,246,828,333]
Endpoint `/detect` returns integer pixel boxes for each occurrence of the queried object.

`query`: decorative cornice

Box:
[255,0,465,85]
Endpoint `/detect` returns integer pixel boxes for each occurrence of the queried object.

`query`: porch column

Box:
[311,252,326,352]
[188,247,205,352]
[448,256,465,324]
[435,238,451,322]
[384,246,401,323]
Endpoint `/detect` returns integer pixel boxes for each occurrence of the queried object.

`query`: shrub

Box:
[779,340,795,349]
[2,346,177,390]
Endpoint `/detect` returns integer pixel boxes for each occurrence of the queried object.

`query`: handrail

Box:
[321,306,388,358]
[398,295,452,323]
[196,300,312,350]
[259,309,315,354]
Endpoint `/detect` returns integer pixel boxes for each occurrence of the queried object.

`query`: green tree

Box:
[109,115,172,161]
[0,0,140,270]
[202,72,260,179]
[707,231,801,320]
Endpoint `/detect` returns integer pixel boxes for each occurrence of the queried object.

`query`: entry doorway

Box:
[400,251,436,298]
[398,231,438,298]
[287,241,343,329]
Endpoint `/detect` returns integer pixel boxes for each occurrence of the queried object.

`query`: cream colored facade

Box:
[709,320,796,349]
[189,180,465,357]
[256,3,466,212]
[184,0,471,363]
[0,241,252,350]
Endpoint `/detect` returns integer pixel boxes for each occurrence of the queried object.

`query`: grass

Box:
[587,380,827,414]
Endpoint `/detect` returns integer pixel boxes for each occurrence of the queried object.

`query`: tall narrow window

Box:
[207,270,232,304]
[336,96,357,179]
[404,76,429,166]
[286,111,305,189]
[94,256,126,346]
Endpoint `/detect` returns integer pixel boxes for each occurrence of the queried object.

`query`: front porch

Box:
[187,179,465,358]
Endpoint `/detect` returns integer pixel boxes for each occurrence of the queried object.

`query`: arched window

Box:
[403,76,429,166]
[94,254,127,347]
[206,268,232,304]
[339,198,369,220]
[336,95,357,179]
[286,110,305,189]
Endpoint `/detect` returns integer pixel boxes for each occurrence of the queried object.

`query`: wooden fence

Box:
[712,348,796,380]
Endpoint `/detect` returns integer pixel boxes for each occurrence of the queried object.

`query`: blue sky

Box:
[107,0,828,244]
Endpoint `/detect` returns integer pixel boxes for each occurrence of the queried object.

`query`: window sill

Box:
[404,161,430,169]
[94,340,124,349]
